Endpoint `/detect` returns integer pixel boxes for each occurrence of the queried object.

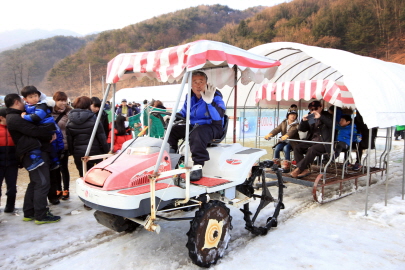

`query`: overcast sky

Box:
[1,0,287,35]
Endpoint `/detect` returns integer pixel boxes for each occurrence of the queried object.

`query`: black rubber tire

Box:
[186,200,232,268]
[125,219,140,233]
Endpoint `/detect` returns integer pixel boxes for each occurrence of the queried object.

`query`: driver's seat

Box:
[208,114,228,147]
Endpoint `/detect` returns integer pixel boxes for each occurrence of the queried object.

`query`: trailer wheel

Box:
[186,200,232,268]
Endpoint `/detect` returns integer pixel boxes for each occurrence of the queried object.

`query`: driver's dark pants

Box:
[293,142,330,171]
[168,124,223,166]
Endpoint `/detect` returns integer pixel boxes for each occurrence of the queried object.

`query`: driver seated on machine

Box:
[168,71,226,181]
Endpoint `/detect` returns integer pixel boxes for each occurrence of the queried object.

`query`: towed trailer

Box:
[247,42,405,206]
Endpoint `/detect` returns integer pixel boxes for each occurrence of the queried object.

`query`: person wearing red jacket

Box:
[107,115,133,153]
[0,108,18,213]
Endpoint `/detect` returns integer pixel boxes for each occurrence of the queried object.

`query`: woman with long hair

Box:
[49,91,72,202]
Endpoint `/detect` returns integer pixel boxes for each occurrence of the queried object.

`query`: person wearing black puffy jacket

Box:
[66,96,109,177]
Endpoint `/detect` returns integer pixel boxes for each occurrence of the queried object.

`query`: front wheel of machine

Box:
[186,200,232,268]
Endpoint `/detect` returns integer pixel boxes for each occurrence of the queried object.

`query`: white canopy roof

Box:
[249,42,405,128]
[106,40,280,88]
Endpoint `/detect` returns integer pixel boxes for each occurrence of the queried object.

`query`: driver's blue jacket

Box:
[179,90,226,126]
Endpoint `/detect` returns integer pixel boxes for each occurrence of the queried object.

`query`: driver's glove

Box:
[201,84,216,104]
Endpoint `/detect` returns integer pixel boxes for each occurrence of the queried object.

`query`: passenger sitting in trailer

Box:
[168,71,226,181]
[328,105,342,123]
[352,110,378,171]
[285,104,297,118]
[264,108,299,172]
[290,100,333,178]
[333,114,358,159]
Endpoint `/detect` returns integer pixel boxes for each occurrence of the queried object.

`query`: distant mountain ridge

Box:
[0,29,82,52]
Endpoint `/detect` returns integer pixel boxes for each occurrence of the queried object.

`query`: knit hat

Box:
[287,109,298,116]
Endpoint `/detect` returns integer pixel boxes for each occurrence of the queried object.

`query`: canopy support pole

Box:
[152,72,190,212]
[242,108,246,146]
[110,84,116,152]
[322,106,336,181]
[233,66,237,143]
[173,72,193,206]
[255,103,259,148]
[403,136,405,200]
[153,72,189,174]
[184,72,192,167]
[365,128,372,216]
[82,83,111,176]
[385,127,392,206]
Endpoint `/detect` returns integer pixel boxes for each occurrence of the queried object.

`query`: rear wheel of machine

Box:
[186,200,232,268]
[93,211,140,233]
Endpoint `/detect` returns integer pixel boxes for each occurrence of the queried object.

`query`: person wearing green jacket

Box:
[140,101,166,138]
[395,125,405,140]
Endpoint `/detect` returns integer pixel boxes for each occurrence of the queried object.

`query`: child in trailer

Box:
[334,114,359,159]
[21,86,64,171]
[264,108,299,172]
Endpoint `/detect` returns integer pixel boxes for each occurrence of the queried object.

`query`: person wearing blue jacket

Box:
[168,71,226,181]
[21,86,64,171]
[334,114,357,159]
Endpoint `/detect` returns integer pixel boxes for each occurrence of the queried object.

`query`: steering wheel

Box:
[150,111,186,129]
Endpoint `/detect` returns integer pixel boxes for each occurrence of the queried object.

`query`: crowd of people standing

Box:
[0,86,165,224]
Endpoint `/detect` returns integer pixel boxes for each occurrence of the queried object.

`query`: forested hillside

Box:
[47,5,263,97]
[194,0,404,57]
[0,35,95,94]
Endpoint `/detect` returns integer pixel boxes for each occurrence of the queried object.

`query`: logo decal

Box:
[226,159,242,165]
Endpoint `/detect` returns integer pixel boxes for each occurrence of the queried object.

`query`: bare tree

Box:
[4,52,35,94]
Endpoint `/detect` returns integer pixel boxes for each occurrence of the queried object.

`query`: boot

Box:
[190,169,203,182]
[281,160,291,173]
[4,196,16,213]
[272,158,280,167]
[62,190,69,200]
[56,190,63,200]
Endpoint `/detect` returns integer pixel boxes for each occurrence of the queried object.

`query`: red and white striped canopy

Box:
[256,80,356,109]
[106,40,280,87]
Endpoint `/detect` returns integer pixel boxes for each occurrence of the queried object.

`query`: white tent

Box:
[112,42,405,128]
[113,84,188,109]
[248,42,405,128]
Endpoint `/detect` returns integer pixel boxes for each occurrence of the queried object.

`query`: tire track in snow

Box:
[25,229,128,269]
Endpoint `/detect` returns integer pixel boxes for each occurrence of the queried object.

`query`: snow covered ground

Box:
[0,138,404,270]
